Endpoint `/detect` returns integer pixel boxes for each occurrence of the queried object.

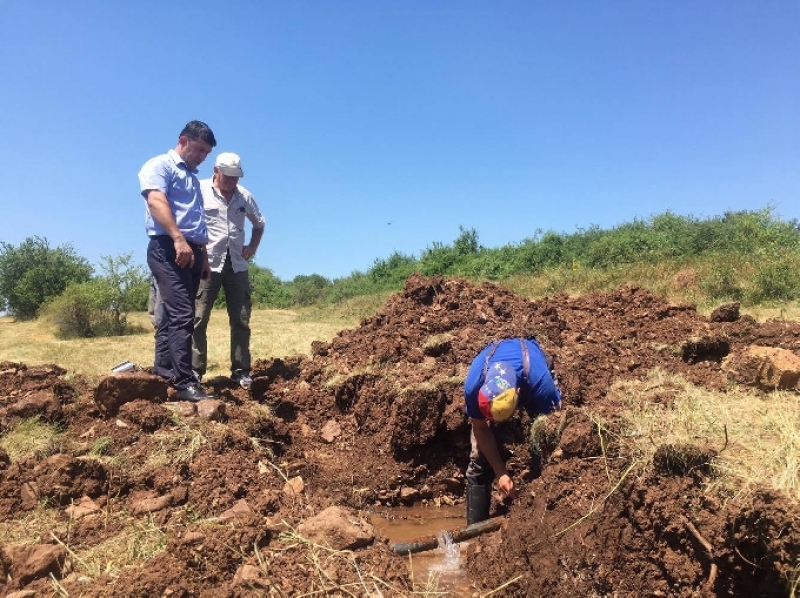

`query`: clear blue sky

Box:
[1,1,798,281]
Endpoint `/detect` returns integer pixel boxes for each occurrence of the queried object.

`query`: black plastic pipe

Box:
[390,516,503,555]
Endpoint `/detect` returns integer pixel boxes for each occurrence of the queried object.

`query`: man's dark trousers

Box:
[147,235,204,390]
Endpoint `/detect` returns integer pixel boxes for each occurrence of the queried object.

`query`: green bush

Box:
[369,251,417,287]
[43,253,148,339]
[226,208,800,310]
[43,281,118,339]
[289,274,331,307]
[749,252,800,303]
[250,264,292,308]
[699,255,745,302]
[0,237,93,319]
[96,254,150,330]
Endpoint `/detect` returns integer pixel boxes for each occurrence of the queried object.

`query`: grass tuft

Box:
[0,416,64,462]
[609,369,799,503]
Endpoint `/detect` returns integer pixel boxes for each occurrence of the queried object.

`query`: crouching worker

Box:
[464,337,562,524]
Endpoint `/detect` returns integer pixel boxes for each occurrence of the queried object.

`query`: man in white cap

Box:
[192,152,266,389]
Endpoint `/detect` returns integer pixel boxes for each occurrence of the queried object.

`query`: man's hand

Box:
[173,237,194,268]
[146,191,194,268]
[471,417,517,498]
[241,244,257,260]
[497,474,517,499]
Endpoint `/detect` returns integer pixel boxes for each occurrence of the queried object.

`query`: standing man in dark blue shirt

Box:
[463,337,562,523]
[138,121,217,401]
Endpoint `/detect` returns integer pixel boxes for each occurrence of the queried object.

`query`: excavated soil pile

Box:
[0,273,798,597]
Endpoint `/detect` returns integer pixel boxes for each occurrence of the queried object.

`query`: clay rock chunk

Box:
[709,302,740,322]
[297,506,375,551]
[321,419,342,443]
[196,399,226,421]
[722,346,800,390]
[6,390,63,423]
[1,543,68,586]
[64,496,102,520]
[93,373,168,416]
[232,564,271,590]
[218,498,253,522]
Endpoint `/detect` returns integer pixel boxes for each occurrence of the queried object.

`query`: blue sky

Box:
[1,1,798,281]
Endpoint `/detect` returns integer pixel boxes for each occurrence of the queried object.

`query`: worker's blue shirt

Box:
[464,338,562,420]
[138,149,208,245]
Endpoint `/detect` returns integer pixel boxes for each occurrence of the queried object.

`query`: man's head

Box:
[176,120,217,170]
[213,152,243,194]
[478,362,519,422]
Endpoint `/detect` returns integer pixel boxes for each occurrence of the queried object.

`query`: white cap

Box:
[215,152,244,177]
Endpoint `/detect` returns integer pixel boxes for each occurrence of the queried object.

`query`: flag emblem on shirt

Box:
[477,361,519,422]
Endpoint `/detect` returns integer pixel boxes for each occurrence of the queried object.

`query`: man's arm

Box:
[242,225,263,261]
[146,191,195,269]
[470,418,516,498]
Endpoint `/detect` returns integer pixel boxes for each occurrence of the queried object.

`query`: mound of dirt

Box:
[1,274,798,597]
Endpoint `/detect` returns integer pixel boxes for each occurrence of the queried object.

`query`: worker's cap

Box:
[215,152,244,177]
[478,362,518,422]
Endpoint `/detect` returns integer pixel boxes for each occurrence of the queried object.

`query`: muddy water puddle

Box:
[370,504,478,597]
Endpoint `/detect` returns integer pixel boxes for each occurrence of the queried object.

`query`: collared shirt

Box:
[138,149,208,245]
[200,178,266,273]
[464,338,562,420]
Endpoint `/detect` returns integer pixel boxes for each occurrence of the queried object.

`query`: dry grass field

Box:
[0,307,359,383]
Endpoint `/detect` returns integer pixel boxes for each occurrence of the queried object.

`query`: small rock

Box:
[283,476,305,497]
[232,564,270,589]
[296,506,375,551]
[130,493,173,515]
[2,543,68,586]
[65,496,101,520]
[20,482,40,509]
[181,531,205,545]
[196,399,225,421]
[218,499,253,521]
[165,402,196,417]
[399,486,420,504]
[321,419,342,443]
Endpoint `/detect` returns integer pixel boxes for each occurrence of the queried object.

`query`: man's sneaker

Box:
[176,384,216,402]
[232,371,252,390]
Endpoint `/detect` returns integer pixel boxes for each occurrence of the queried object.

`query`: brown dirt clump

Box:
[1,274,798,597]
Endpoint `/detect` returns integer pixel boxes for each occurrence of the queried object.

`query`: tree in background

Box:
[0,236,93,319]
[250,263,292,308]
[95,253,150,333]
[290,274,331,306]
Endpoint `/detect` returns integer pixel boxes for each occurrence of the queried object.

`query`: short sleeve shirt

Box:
[464,338,562,420]
[138,149,208,245]
[200,179,266,273]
